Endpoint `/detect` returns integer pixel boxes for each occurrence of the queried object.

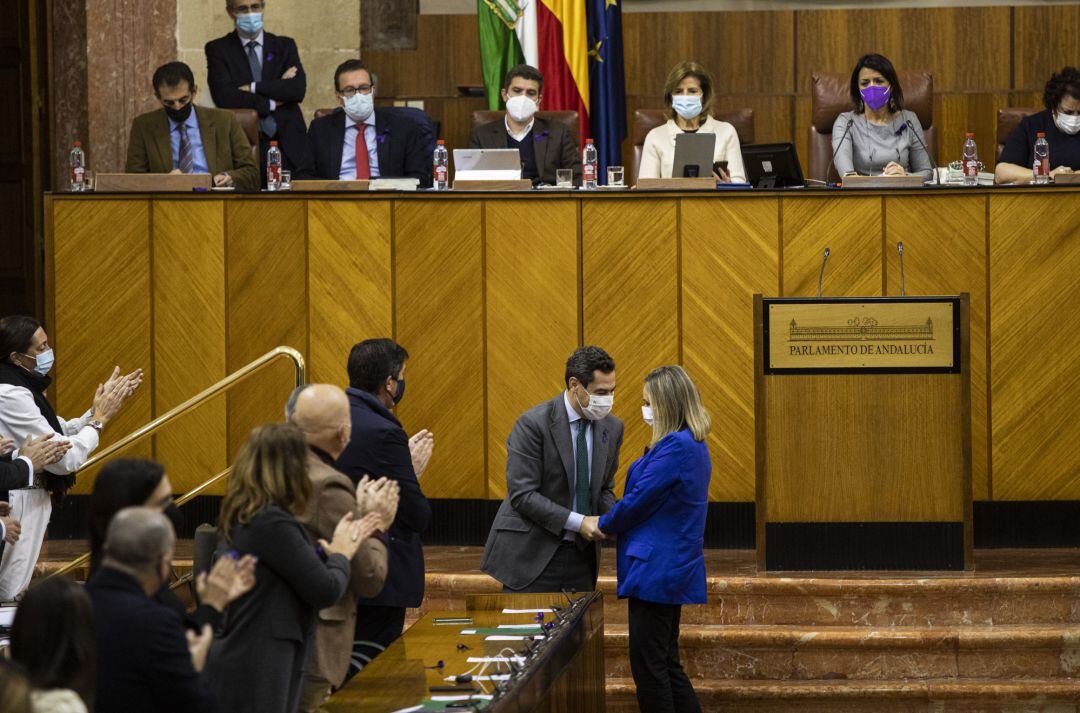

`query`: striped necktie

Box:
[177,123,194,174]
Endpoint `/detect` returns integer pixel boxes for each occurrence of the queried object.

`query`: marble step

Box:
[420,572,1080,627]
[604,624,1080,680]
[604,678,1080,713]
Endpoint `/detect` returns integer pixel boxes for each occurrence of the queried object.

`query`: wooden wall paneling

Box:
[414,96,489,154]
[225,200,308,460]
[581,198,679,496]
[795,7,1010,94]
[989,192,1080,500]
[1013,5,1080,92]
[52,199,152,492]
[793,95,812,181]
[781,196,882,297]
[393,199,485,498]
[307,200,393,387]
[622,11,794,97]
[717,94,795,146]
[681,197,779,501]
[485,199,579,500]
[884,195,988,499]
[934,93,1011,169]
[363,15,482,98]
[152,200,227,495]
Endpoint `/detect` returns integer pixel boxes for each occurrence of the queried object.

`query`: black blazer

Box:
[0,453,31,501]
[335,388,431,608]
[306,107,432,187]
[468,115,583,186]
[87,567,216,713]
[208,505,349,713]
[204,30,311,171]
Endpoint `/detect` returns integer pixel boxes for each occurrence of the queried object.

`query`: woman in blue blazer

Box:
[588,365,711,713]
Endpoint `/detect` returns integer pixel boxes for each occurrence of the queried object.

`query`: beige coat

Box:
[638,114,747,182]
[297,448,389,687]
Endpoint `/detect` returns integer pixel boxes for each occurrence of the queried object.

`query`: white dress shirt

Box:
[504,116,535,143]
[562,391,593,536]
[340,112,380,180]
[0,384,99,476]
[638,115,747,182]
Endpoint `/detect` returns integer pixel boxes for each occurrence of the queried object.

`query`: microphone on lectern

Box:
[817,247,831,298]
[898,242,906,297]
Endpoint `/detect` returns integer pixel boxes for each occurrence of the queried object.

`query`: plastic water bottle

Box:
[267,141,282,191]
[433,140,448,191]
[69,140,86,192]
[583,139,598,190]
[1033,132,1050,185]
[962,133,978,186]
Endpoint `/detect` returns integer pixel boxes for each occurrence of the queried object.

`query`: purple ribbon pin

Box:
[534,130,550,143]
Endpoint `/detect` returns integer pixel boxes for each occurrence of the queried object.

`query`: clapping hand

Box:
[186,624,213,672]
[0,437,13,456]
[580,515,606,542]
[1,510,21,544]
[357,476,399,530]
[196,553,258,612]
[409,429,434,477]
[21,434,71,472]
[320,511,375,560]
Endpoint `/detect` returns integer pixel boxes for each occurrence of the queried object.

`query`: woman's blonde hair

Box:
[645,365,711,444]
[663,61,715,126]
[219,423,311,542]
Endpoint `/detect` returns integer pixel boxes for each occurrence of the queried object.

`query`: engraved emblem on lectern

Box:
[789,317,934,342]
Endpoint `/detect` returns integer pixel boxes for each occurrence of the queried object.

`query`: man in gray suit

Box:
[482,346,622,593]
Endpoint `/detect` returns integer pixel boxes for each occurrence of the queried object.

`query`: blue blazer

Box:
[598,429,710,605]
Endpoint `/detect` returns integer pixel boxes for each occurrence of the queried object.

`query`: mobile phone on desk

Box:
[713,160,729,179]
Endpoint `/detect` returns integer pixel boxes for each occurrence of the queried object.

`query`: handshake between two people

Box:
[579,515,607,542]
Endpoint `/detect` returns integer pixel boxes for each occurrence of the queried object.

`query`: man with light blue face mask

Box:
[205,0,314,185]
[306,59,432,185]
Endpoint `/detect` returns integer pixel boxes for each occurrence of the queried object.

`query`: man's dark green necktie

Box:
[575,420,591,516]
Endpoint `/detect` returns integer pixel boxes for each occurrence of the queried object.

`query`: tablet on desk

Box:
[672,133,716,179]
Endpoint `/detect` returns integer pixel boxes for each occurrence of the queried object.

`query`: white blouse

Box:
[639,115,747,182]
[0,384,98,476]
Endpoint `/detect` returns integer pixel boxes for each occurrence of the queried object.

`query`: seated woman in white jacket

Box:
[0,315,141,598]
[638,61,746,183]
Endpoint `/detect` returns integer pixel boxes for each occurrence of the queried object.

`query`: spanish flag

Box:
[478,0,591,142]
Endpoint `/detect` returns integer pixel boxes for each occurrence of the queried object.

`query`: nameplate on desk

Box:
[94,173,213,192]
[763,298,960,374]
[1053,172,1080,184]
[290,179,369,192]
[636,177,715,191]
[452,179,533,191]
[841,174,925,189]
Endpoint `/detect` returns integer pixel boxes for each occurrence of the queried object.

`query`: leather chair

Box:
[226,108,260,163]
[996,107,1040,160]
[627,108,755,187]
[470,110,580,138]
[313,106,439,158]
[808,71,936,183]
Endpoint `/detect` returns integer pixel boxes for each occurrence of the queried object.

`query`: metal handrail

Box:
[48,346,305,579]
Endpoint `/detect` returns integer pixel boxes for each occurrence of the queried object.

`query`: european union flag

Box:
[587,0,627,183]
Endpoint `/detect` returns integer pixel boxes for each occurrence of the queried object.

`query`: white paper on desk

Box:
[389,706,422,713]
[497,624,543,629]
[467,656,525,663]
[0,605,16,627]
[502,608,553,614]
[486,634,531,641]
[461,629,478,634]
[445,674,510,682]
[431,695,494,702]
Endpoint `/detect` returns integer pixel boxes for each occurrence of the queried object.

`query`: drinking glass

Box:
[607,166,624,187]
[556,169,573,187]
[280,169,292,190]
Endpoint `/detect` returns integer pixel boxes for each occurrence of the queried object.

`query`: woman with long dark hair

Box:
[832,53,933,180]
[11,577,96,712]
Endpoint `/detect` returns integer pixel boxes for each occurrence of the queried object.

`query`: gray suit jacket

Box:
[481,394,623,590]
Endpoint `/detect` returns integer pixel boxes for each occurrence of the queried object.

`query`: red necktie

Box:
[355,125,371,180]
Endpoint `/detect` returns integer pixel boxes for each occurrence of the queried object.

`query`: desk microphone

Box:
[817,247,831,298]
[905,118,938,184]
[828,117,855,184]
[898,242,906,297]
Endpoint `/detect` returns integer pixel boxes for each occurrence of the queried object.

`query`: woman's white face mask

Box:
[1054,111,1080,135]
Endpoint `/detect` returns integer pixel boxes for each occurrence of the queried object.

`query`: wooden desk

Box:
[325,592,605,712]
[43,188,1080,511]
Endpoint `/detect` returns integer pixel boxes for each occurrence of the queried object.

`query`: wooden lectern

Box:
[754,295,973,571]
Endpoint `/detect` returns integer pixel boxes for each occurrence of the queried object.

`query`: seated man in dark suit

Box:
[205,0,313,182]
[125,61,259,192]
[87,507,217,713]
[468,64,582,186]
[334,339,433,675]
[307,60,432,186]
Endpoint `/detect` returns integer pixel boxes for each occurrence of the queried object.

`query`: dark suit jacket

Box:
[0,453,31,501]
[297,447,388,687]
[204,30,311,171]
[209,505,350,713]
[87,566,216,713]
[481,394,623,590]
[335,388,431,608]
[124,106,259,192]
[468,116,583,186]
[307,107,432,187]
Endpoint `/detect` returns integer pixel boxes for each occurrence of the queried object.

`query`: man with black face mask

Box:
[334,338,433,678]
[125,61,259,192]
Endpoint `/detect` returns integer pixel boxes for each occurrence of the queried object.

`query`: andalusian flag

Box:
[478,0,592,142]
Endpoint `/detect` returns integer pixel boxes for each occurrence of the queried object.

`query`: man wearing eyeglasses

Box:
[125,61,259,192]
[205,0,313,185]
[306,59,431,186]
